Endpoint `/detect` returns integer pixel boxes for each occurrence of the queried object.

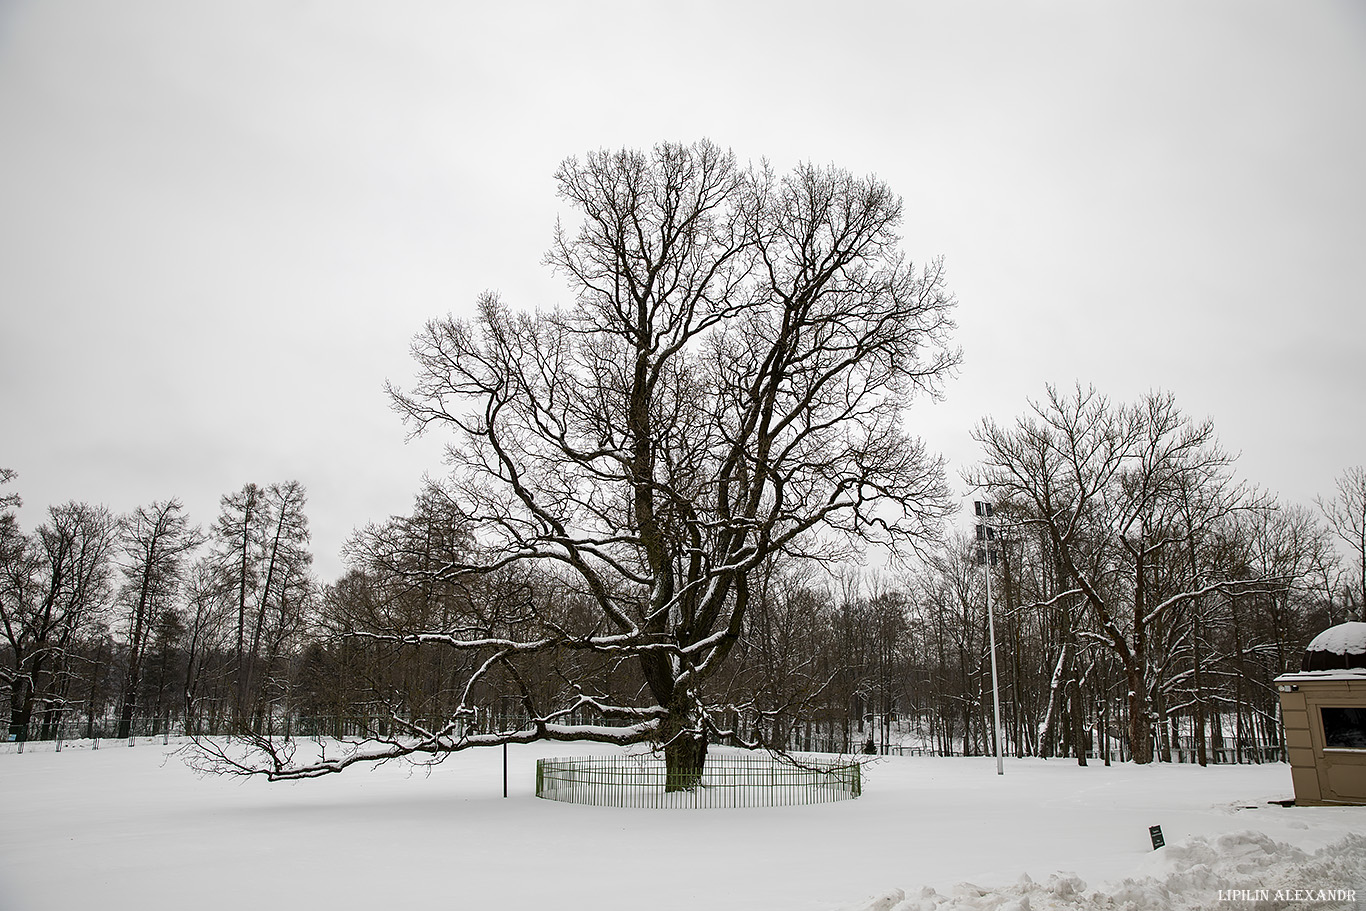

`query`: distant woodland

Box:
[5,439,1360,769]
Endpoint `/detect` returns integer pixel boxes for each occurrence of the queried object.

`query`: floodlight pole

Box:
[975,501,1005,777]
[985,541,1004,776]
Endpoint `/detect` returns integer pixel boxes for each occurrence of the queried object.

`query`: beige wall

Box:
[1277,676,1366,806]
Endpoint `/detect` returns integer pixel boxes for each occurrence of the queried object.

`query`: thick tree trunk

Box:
[9,676,33,741]
[661,697,708,791]
[116,668,140,740]
[1127,670,1153,764]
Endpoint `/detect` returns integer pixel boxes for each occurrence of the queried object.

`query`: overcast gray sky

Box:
[2,0,1363,580]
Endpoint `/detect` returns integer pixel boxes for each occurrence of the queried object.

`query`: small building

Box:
[1276,621,1366,806]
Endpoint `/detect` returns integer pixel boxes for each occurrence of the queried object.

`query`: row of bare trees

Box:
[2,451,1356,766]
[285,476,1347,770]
[964,386,1358,765]
[0,472,314,742]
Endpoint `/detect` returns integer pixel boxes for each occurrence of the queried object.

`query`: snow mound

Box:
[838,832,1366,911]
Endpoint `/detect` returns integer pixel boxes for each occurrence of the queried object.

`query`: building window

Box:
[1321,707,1366,749]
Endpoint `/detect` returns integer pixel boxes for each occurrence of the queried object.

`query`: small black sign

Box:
[1149,825,1165,850]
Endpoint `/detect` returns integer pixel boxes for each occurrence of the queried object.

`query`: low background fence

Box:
[535,753,862,808]
[1,722,179,754]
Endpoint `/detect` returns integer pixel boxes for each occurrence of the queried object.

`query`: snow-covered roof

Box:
[1306,621,1366,655]
[1300,622,1366,673]
[1276,668,1366,683]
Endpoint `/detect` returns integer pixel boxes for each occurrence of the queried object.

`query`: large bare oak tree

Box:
[205,140,958,782]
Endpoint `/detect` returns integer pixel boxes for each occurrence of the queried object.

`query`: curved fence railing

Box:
[535,753,861,808]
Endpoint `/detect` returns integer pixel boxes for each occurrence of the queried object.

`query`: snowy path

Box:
[0,741,1360,910]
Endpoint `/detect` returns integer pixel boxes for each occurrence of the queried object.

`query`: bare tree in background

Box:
[179,560,235,734]
[0,468,18,513]
[209,481,313,727]
[114,499,204,739]
[1317,466,1366,619]
[212,482,265,698]
[202,140,958,782]
[967,385,1266,763]
[1,497,118,740]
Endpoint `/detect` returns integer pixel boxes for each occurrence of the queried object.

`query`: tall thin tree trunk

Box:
[1038,643,1070,759]
[1193,604,1208,766]
[1070,676,1088,766]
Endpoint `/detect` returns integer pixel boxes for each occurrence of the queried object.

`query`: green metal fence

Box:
[535,753,861,808]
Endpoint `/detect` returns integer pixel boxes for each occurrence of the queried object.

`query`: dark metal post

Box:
[503,741,508,798]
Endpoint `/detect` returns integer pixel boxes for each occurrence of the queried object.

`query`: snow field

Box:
[843,832,1366,910]
[0,740,1361,911]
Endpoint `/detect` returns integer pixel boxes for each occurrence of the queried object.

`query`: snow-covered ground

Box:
[1,739,1361,911]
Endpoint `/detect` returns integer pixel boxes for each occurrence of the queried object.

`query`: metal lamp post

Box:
[975,500,1005,776]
